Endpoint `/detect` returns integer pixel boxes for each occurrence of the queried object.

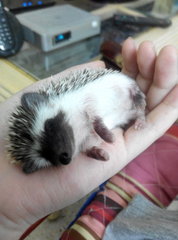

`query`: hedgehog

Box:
[7,68,146,173]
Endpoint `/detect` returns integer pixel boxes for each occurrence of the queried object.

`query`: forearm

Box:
[0,216,26,240]
[0,100,31,240]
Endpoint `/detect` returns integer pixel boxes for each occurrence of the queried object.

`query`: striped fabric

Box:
[60,124,178,240]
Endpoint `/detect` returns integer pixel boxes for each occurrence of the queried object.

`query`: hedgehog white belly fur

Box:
[8,68,146,173]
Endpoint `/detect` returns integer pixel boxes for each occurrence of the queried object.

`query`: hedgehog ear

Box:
[21,92,46,110]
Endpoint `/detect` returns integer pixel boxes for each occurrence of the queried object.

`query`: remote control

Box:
[114,14,172,28]
[0,0,24,57]
[0,1,16,52]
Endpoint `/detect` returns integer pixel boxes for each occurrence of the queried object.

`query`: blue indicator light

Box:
[22,2,28,7]
[28,2,32,6]
[57,35,64,40]
[54,31,71,44]
[37,1,43,5]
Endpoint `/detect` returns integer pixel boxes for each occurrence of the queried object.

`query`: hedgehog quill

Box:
[7,68,146,173]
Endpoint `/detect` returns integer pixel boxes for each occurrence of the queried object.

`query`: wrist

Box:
[0,216,27,240]
[0,165,37,240]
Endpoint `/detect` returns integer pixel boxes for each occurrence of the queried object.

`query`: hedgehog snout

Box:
[41,149,73,166]
[40,111,75,167]
[59,152,71,165]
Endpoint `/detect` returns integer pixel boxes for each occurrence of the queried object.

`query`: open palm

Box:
[0,38,177,240]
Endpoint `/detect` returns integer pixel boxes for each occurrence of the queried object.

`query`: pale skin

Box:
[0,38,178,239]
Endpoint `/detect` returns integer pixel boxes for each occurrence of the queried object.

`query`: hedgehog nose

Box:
[59,152,71,165]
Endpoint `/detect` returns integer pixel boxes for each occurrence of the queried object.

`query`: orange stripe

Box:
[110,175,138,197]
[79,215,105,238]
[77,220,101,240]
[71,221,99,240]
[85,203,114,222]
[98,189,128,208]
[61,228,86,240]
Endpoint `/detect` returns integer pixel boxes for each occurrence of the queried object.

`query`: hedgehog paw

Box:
[86,146,109,161]
[134,116,146,130]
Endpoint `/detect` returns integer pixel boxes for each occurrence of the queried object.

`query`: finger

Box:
[125,84,178,161]
[122,37,138,79]
[136,41,156,93]
[147,46,178,110]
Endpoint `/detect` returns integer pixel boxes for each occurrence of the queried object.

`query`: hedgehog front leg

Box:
[86,146,109,161]
[85,117,115,161]
[93,117,115,143]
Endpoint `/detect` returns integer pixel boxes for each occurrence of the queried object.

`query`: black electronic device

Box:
[114,14,172,28]
[3,0,55,11]
[92,0,136,3]
[92,0,136,2]
[0,0,24,57]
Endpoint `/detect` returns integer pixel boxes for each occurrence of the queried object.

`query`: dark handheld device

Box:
[114,14,172,28]
[0,0,24,57]
[3,0,55,12]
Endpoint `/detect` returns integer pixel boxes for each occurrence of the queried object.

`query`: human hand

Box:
[0,38,177,240]
[121,38,178,159]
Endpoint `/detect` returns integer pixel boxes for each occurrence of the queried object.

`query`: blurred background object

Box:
[152,0,178,17]
[100,40,122,70]
[3,0,55,12]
